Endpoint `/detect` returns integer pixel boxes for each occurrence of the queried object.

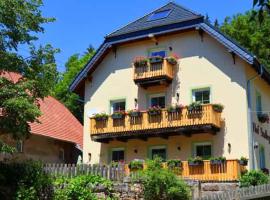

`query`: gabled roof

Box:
[1,72,83,148]
[107,2,202,38]
[70,2,270,94]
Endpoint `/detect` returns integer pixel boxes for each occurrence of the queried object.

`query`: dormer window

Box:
[147,9,171,21]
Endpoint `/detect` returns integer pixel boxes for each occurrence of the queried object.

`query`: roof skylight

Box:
[147,9,171,21]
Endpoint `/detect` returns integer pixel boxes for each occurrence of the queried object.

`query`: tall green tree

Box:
[0,0,59,140]
[220,11,270,71]
[53,46,95,123]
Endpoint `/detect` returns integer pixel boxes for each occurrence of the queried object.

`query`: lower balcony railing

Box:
[90,104,222,141]
[125,159,245,181]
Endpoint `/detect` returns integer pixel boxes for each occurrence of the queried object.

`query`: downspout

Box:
[247,63,263,170]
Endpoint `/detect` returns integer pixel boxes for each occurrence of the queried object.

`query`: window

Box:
[16,140,23,153]
[259,145,266,169]
[59,148,65,161]
[149,93,165,108]
[110,99,126,113]
[256,92,262,114]
[150,146,167,161]
[111,148,125,162]
[147,9,171,21]
[192,88,211,104]
[193,142,212,159]
[150,50,166,58]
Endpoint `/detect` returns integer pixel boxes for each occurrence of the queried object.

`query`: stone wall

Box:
[93,180,240,200]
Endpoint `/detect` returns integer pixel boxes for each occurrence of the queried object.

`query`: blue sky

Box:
[35,0,253,72]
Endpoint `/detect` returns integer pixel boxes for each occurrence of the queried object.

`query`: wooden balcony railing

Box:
[133,60,174,84]
[90,104,222,138]
[124,159,245,181]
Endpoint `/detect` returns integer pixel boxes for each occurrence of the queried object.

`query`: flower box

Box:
[128,110,142,118]
[149,56,163,64]
[133,56,148,67]
[167,105,184,113]
[213,104,224,113]
[166,57,177,65]
[148,110,161,116]
[95,116,108,121]
[93,113,109,121]
[188,161,203,166]
[210,157,226,165]
[239,160,248,166]
[258,113,269,123]
[111,111,126,120]
[188,102,202,113]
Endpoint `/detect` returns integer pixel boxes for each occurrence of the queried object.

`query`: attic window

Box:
[147,9,171,21]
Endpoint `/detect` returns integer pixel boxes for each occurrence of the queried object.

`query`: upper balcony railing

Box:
[90,104,222,140]
[133,59,174,87]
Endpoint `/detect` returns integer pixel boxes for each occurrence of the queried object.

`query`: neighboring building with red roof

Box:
[0,72,83,164]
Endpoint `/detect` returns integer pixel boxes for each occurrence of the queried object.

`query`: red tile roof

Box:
[30,96,83,148]
[1,72,83,148]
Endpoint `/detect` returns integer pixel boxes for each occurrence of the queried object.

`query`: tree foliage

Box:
[253,0,270,23]
[220,11,270,71]
[0,0,58,139]
[53,46,95,123]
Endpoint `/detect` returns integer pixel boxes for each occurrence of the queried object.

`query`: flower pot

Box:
[188,161,203,166]
[134,61,148,68]
[149,57,163,64]
[148,110,161,116]
[129,112,141,117]
[258,114,269,123]
[166,58,177,65]
[95,117,108,121]
[210,160,224,165]
[111,114,124,120]
[239,160,248,166]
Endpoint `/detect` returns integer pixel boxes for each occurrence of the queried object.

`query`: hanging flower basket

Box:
[147,106,162,116]
[258,113,269,123]
[149,56,163,64]
[111,111,126,119]
[93,113,109,121]
[133,56,148,67]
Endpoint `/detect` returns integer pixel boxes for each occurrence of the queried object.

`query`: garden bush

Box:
[53,174,115,200]
[0,160,53,200]
[136,157,191,200]
[240,170,269,187]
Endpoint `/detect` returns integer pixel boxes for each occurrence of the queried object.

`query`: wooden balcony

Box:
[125,159,245,181]
[90,104,222,142]
[133,59,174,88]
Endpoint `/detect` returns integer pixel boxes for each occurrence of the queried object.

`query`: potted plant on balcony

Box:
[188,156,203,166]
[128,159,144,171]
[133,56,148,67]
[165,53,179,65]
[188,102,202,113]
[167,104,184,113]
[167,159,182,169]
[149,55,163,64]
[93,113,109,121]
[210,156,226,165]
[127,109,142,117]
[257,113,269,123]
[213,104,224,113]
[147,106,162,116]
[111,110,126,120]
[239,157,248,166]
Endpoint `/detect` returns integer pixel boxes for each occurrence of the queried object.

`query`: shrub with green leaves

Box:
[240,170,269,187]
[0,160,53,200]
[136,157,191,200]
[53,174,114,200]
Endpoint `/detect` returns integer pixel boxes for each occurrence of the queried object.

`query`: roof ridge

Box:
[169,1,202,17]
[106,2,173,38]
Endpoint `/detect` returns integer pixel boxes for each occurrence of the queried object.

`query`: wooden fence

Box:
[199,184,270,200]
[44,164,125,181]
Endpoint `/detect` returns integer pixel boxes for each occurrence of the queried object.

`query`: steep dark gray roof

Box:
[107,2,202,38]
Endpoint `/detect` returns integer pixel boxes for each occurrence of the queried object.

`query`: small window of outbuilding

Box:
[147,10,171,21]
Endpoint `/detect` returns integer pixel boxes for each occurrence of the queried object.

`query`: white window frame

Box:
[193,142,212,158]
[148,93,166,107]
[192,88,211,104]
[110,99,126,114]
